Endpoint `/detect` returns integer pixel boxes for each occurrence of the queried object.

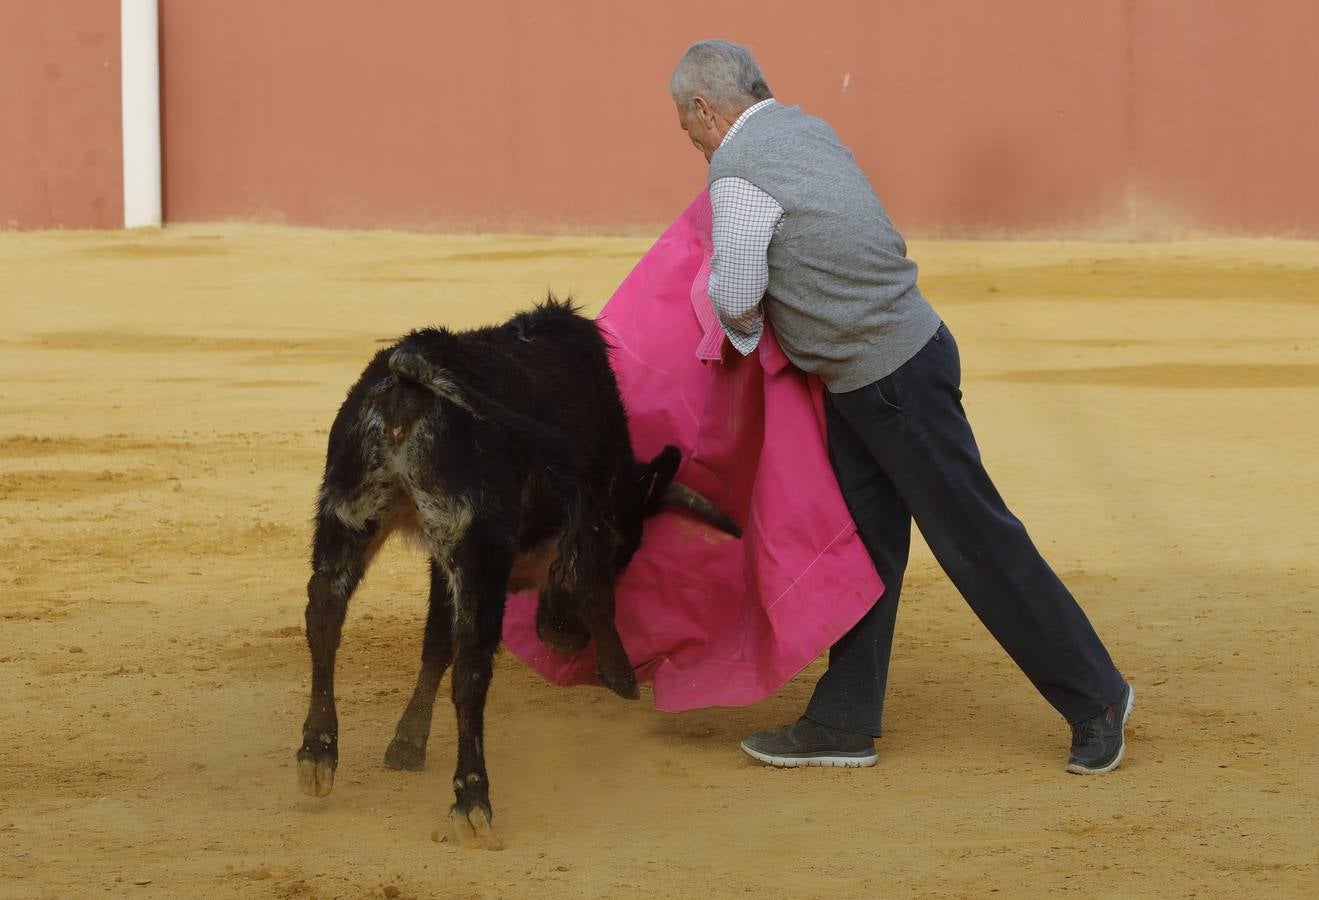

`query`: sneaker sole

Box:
[1065,684,1135,775]
[739,741,877,768]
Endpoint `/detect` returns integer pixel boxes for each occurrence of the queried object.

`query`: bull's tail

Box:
[387,343,611,589]
[386,346,476,417]
[386,344,581,477]
[387,340,601,546]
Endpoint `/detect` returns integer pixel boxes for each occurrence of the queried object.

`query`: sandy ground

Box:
[1,225,1317,899]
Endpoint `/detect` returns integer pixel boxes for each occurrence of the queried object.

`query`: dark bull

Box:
[297,299,739,848]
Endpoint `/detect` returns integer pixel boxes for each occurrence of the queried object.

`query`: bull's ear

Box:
[639,446,682,513]
[651,445,682,487]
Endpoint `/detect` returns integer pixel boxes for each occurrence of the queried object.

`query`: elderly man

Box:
[670,40,1132,774]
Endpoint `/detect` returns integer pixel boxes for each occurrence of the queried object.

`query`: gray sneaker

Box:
[1066,683,1134,775]
[740,717,877,768]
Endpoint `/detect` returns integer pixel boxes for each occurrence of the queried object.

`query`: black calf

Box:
[296,299,736,849]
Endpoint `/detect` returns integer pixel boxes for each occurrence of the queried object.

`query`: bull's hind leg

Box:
[298,514,381,798]
[383,560,454,771]
[444,531,513,851]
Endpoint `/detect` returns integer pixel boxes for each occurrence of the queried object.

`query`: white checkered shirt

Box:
[708,98,784,356]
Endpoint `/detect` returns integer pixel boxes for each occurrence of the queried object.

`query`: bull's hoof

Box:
[383,736,427,771]
[598,665,639,701]
[297,746,337,798]
[535,607,591,655]
[450,801,504,851]
[532,599,590,654]
[537,625,591,655]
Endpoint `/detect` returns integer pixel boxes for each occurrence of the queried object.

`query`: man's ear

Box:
[692,96,716,127]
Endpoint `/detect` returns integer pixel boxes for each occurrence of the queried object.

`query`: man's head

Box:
[670,40,773,162]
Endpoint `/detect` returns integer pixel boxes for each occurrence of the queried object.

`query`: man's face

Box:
[676,99,722,163]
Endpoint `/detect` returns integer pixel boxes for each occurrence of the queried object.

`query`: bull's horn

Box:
[662,483,743,538]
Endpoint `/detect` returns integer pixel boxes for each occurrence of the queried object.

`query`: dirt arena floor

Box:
[2,225,1317,898]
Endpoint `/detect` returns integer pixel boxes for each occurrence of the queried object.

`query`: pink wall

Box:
[155,0,1319,236]
[4,1,1318,235]
[1130,1,1319,234]
[155,0,1129,234]
[0,0,122,230]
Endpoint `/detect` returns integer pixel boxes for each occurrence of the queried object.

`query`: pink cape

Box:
[501,191,884,711]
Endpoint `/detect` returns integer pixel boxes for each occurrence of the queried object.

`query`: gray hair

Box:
[670,40,773,116]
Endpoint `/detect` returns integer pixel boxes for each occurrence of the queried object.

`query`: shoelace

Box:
[1071,702,1119,747]
[1071,716,1099,747]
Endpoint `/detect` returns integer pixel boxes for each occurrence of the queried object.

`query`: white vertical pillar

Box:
[120,0,161,228]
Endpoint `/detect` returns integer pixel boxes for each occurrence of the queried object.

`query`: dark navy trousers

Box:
[804,322,1125,736]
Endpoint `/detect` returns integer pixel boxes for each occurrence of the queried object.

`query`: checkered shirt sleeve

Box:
[708,176,784,356]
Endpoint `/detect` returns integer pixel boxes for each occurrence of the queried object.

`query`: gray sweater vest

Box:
[709,103,940,392]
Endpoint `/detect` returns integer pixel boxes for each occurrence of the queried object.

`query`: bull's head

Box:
[626,445,742,551]
[539,445,743,659]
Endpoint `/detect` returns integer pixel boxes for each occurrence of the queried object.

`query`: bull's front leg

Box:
[554,527,638,699]
[579,582,639,700]
[298,514,380,798]
[444,533,513,851]
[383,559,454,771]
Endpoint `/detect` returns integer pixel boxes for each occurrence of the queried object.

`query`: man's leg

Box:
[739,390,911,767]
[801,391,913,737]
[827,324,1127,726]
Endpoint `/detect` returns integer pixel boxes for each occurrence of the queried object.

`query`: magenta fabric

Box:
[500,191,885,711]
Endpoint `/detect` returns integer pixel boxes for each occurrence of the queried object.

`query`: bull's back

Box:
[455,304,631,462]
[319,301,632,519]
